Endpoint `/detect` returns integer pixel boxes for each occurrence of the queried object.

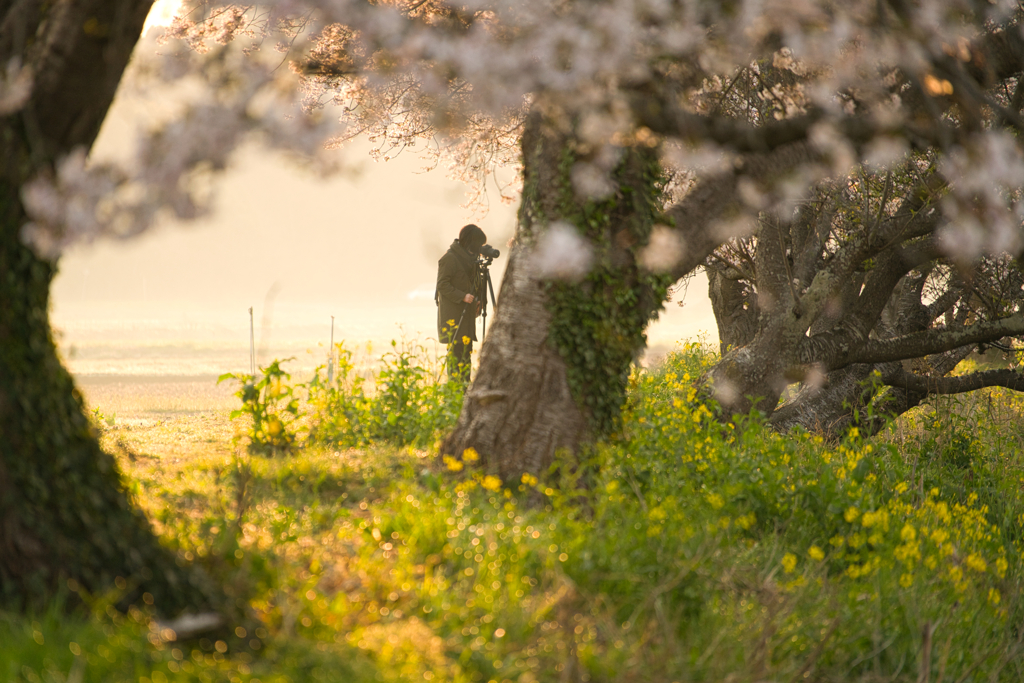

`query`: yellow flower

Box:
[899,573,913,588]
[481,475,502,492]
[462,448,480,462]
[965,554,987,573]
[782,553,797,574]
[268,378,283,398]
[736,513,756,530]
[894,481,909,494]
[995,556,1008,578]
[521,473,539,486]
[808,546,825,561]
[266,416,283,436]
[443,455,464,472]
[989,588,1001,605]
[844,506,860,523]
[900,524,916,543]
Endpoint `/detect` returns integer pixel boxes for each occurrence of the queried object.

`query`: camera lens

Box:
[480,244,500,258]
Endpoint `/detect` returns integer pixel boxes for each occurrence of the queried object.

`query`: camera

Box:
[479,244,500,259]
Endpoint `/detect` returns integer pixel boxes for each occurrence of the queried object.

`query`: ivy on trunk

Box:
[440,110,672,479]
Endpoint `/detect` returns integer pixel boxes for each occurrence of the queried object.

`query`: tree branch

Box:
[842,314,1024,366]
[886,368,1024,395]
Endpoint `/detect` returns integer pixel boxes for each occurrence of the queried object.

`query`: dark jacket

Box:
[436,240,483,343]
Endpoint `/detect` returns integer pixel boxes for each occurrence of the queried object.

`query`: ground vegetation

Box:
[4,341,1024,682]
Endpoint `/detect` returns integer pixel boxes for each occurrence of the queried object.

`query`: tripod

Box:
[478,255,498,339]
[454,255,498,340]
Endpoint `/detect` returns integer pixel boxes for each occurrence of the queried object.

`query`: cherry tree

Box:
[6,0,1024,607]
[250,0,1024,470]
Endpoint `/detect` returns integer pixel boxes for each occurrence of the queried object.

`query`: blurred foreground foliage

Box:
[4,341,1024,682]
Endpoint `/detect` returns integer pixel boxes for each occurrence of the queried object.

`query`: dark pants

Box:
[440,311,475,385]
[446,335,473,385]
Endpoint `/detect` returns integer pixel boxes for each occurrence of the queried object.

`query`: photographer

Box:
[435,224,489,383]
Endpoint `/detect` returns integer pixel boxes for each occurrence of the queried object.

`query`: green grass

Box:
[4,341,1024,682]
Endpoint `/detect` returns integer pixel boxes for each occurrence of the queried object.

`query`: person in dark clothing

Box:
[436,224,487,383]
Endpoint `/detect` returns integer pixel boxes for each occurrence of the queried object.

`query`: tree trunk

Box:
[441,111,672,479]
[0,0,213,613]
[707,263,758,356]
[706,214,808,417]
[440,235,589,480]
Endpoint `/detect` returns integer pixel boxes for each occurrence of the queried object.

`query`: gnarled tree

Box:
[705,163,1024,438]
[672,23,1024,436]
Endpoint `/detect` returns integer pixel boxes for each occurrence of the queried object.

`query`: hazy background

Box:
[50,5,718,382]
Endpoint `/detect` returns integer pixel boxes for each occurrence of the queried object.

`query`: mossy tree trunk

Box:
[0,0,211,613]
[440,110,673,479]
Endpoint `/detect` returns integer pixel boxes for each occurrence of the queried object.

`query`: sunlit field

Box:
[4,340,1024,683]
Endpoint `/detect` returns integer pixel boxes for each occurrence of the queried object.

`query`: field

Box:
[3,342,1024,683]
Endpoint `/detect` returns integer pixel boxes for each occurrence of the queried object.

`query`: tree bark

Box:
[707,263,758,356]
[767,268,985,439]
[0,0,213,613]
[441,110,671,479]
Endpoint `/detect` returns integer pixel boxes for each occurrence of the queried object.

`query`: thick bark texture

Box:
[703,163,1024,438]
[707,264,758,356]
[440,239,588,480]
[441,111,670,478]
[0,0,214,613]
[441,115,586,478]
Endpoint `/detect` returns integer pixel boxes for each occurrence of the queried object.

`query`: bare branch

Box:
[842,314,1024,366]
[886,368,1024,395]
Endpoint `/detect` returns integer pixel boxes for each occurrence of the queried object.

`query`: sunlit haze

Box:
[50,11,717,379]
[143,0,183,33]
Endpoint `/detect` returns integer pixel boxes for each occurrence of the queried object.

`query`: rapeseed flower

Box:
[965,554,987,573]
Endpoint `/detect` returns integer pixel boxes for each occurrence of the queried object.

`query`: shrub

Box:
[219,359,302,456]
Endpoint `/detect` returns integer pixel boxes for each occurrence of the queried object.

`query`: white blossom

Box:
[639,226,684,273]
[532,221,593,281]
[0,58,32,115]
[18,0,1024,267]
